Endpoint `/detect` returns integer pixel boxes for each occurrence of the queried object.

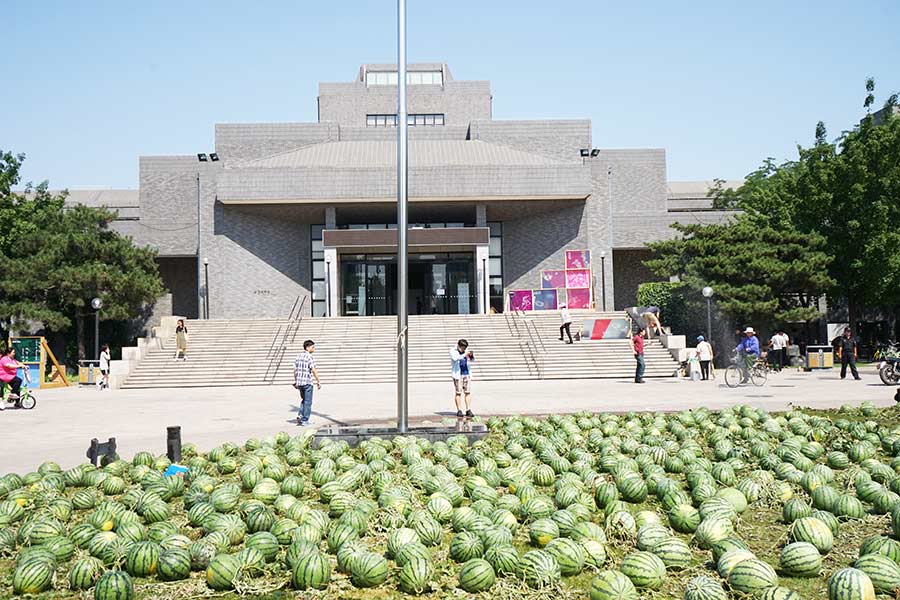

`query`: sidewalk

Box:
[1,368,894,474]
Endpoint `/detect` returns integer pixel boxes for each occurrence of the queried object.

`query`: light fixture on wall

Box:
[209,153,219,162]
[197,153,208,162]
[579,148,590,157]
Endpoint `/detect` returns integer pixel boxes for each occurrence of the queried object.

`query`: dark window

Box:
[488,221,503,313]
[366,113,445,127]
[310,225,327,317]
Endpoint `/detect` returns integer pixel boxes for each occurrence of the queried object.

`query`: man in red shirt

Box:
[630,327,646,383]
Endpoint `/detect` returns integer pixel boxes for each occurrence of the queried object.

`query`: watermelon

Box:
[853,553,900,595]
[350,552,388,588]
[545,537,586,576]
[450,531,484,562]
[652,536,692,570]
[93,571,133,600]
[124,541,160,577]
[519,549,561,588]
[727,558,778,595]
[694,518,734,550]
[13,558,55,594]
[291,551,331,590]
[485,543,520,576]
[828,567,875,600]
[398,557,434,594]
[157,549,191,581]
[459,558,495,593]
[69,556,106,591]
[759,587,803,600]
[779,542,822,577]
[790,516,834,554]
[589,569,639,600]
[684,575,728,600]
[206,554,242,591]
[529,518,559,547]
[859,535,900,563]
[620,551,666,589]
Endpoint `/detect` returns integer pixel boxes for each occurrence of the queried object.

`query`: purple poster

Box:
[566,250,591,269]
[566,269,591,289]
[533,289,558,310]
[509,290,533,311]
[567,288,591,309]
[541,270,566,289]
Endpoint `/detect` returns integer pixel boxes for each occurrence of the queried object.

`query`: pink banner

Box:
[541,270,566,289]
[509,290,533,311]
[566,269,591,289]
[567,288,591,309]
[533,289,558,310]
[566,250,591,269]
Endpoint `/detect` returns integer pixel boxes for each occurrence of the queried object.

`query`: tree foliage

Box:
[0,150,164,358]
[645,220,834,332]
[712,81,900,321]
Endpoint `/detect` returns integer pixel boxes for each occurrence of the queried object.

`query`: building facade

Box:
[82,63,736,319]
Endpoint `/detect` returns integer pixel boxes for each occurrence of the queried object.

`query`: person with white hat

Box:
[734,327,760,383]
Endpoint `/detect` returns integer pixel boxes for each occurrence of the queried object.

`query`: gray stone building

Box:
[74,63,737,319]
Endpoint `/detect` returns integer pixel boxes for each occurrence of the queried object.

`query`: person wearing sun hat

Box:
[734,327,760,383]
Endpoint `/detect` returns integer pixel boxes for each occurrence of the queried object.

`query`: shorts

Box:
[100,369,109,376]
[452,376,471,394]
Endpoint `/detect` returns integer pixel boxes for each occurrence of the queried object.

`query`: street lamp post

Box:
[702,286,714,341]
[203,258,210,319]
[599,250,607,311]
[91,297,103,360]
[396,0,409,433]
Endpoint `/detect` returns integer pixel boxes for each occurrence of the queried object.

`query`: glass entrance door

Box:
[341,253,474,316]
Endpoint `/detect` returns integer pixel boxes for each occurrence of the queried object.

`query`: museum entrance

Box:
[340,253,476,316]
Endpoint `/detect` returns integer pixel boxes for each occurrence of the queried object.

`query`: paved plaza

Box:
[2,367,896,474]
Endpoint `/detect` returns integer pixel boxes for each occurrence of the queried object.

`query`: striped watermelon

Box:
[124,541,160,577]
[245,531,279,563]
[69,556,105,591]
[669,504,701,533]
[828,567,875,600]
[684,575,728,600]
[395,541,431,568]
[350,551,388,588]
[779,542,822,577]
[620,551,666,589]
[694,518,734,550]
[93,571,133,600]
[782,497,812,523]
[759,587,803,600]
[459,558,496,593]
[636,524,670,551]
[326,522,358,553]
[727,558,778,595]
[484,543,520,576]
[859,535,900,563]
[387,527,420,558]
[529,518,559,547]
[519,549,561,589]
[589,569,639,600]
[291,551,331,590]
[581,539,608,568]
[398,557,434,594]
[13,558,55,594]
[157,549,191,581]
[853,553,900,595]
[652,536,692,570]
[450,531,484,562]
[790,516,833,554]
[206,554,242,591]
[545,537,586,576]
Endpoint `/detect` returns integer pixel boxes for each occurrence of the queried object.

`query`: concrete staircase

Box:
[121,312,679,388]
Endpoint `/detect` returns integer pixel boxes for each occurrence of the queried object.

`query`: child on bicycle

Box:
[734,327,760,383]
[0,347,27,408]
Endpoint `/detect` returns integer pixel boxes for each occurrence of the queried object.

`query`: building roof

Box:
[232,139,573,170]
[63,189,139,207]
[666,180,742,198]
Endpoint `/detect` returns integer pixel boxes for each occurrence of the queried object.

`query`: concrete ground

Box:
[2,366,896,474]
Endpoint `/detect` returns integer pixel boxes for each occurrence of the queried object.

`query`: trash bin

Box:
[78,361,100,385]
[805,346,834,370]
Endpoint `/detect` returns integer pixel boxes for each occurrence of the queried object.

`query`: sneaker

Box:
[456,410,463,418]
[465,410,474,418]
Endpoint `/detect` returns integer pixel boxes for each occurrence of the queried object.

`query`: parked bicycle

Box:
[873,341,900,362]
[724,351,768,388]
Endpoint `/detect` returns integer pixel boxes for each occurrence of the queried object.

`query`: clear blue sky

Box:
[4,1,899,189]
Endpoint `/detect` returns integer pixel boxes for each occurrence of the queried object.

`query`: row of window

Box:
[337,222,473,230]
[365,70,443,86]
[366,113,445,127]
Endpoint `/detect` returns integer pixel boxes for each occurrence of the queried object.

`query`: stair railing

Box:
[507,309,543,378]
[263,295,307,384]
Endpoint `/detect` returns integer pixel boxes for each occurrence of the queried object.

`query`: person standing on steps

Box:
[293,339,322,426]
[450,339,474,417]
[696,335,713,381]
[838,327,862,381]
[558,304,574,344]
[630,327,646,383]
[174,319,189,361]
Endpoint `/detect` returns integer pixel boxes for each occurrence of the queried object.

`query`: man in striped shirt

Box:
[293,340,321,426]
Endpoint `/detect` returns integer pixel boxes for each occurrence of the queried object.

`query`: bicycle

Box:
[873,341,900,362]
[724,351,768,388]
[1,369,37,410]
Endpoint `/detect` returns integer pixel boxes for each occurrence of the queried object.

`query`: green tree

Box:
[645,220,834,333]
[0,151,165,358]
[712,81,900,324]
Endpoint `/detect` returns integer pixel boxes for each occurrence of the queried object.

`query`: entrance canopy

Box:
[323,226,489,252]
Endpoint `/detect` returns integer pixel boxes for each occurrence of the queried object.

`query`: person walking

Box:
[450,339,474,417]
[98,344,111,390]
[558,304,574,344]
[0,347,27,409]
[293,340,322,426]
[630,327,646,383]
[696,335,713,381]
[174,319,189,361]
[769,330,789,371]
[838,327,862,381]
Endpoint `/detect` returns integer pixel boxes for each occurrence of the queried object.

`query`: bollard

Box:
[86,437,117,467]
[167,426,182,463]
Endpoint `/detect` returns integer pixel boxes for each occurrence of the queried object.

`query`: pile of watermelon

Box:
[2,401,900,599]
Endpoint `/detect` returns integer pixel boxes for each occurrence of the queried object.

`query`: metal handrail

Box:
[507,310,543,378]
[263,295,307,384]
[521,316,545,378]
